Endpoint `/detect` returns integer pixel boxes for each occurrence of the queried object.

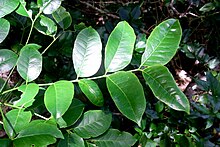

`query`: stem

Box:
[34,113,49,120]
[0,102,20,109]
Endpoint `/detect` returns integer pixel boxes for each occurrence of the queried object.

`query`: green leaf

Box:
[0,18,10,43]
[16,0,32,18]
[73,27,102,77]
[13,135,56,147]
[58,133,85,147]
[57,99,84,128]
[38,0,62,15]
[106,71,146,125]
[141,19,182,66]
[16,120,63,139]
[44,80,74,119]
[34,15,57,37]
[0,0,20,18]
[14,83,39,108]
[92,129,137,147]
[105,21,136,73]
[0,139,12,147]
[17,44,42,82]
[79,79,104,106]
[52,6,72,29]
[74,110,112,139]
[3,109,32,139]
[142,66,190,114]
[0,49,18,73]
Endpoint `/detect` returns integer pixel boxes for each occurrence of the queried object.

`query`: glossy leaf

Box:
[57,99,84,128]
[74,110,112,139]
[38,0,62,14]
[0,49,18,73]
[142,66,190,114]
[3,109,32,139]
[106,71,146,125]
[14,83,39,108]
[105,21,136,73]
[34,15,57,37]
[0,0,20,18]
[17,44,42,82]
[141,19,182,66]
[92,129,137,147]
[58,133,85,147]
[14,135,56,147]
[0,18,10,43]
[52,6,72,29]
[16,0,32,18]
[73,27,102,77]
[44,80,74,119]
[79,79,104,106]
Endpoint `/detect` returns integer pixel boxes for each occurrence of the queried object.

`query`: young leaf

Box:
[0,49,18,73]
[16,120,63,139]
[142,66,190,114]
[3,109,32,139]
[13,135,56,147]
[79,79,104,106]
[0,18,10,43]
[52,6,72,29]
[38,0,62,14]
[106,71,146,126]
[141,19,182,66]
[92,129,137,147]
[73,27,102,77]
[57,99,84,128]
[34,15,57,37]
[44,80,74,119]
[74,110,112,139]
[58,133,85,147]
[105,21,136,73]
[17,44,42,82]
[14,83,39,108]
[15,0,32,18]
[0,0,20,18]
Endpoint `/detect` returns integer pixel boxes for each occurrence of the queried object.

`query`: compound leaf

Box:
[0,0,20,18]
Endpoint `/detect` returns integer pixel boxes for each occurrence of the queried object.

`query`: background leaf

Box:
[74,110,112,139]
[79,79,104,106]
[105,21,136,73]
[0,49,18,73]
[141,19,182,66]
[58,133,85,147]
[57,99,84,128]
[52,6,72,29]
[14,83,39,108]
[0,18,10,43]
[39,0,62,15]
[44,80,74,119]
[0,0,19,18]
[92,129,137,147]
[17,44,42,82]
[34,15,57,37]
[3,109,32,139]
[106,71,146,125]
[73,27,102,77]
[142,66,190,114]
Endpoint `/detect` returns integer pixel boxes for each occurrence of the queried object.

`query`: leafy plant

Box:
[0,0,191,146]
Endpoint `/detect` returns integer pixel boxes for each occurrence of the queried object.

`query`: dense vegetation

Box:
[0,0,219,146]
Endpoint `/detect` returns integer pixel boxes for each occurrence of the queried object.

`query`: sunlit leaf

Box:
[73,27,102,77]
[0,0,19,18]
[142,66,190,114]
[106,71,146,126]
[44,80,74,119]
[92,129,137,147]
[38,0,62,14]
[16,0,32,18]
[17,44,42,82]
[74,110,112,139]
[79,79,104,106]
[105,21,136,73]
[0,18,10,43]
[141,19,182,66]
[0,49,17,73]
